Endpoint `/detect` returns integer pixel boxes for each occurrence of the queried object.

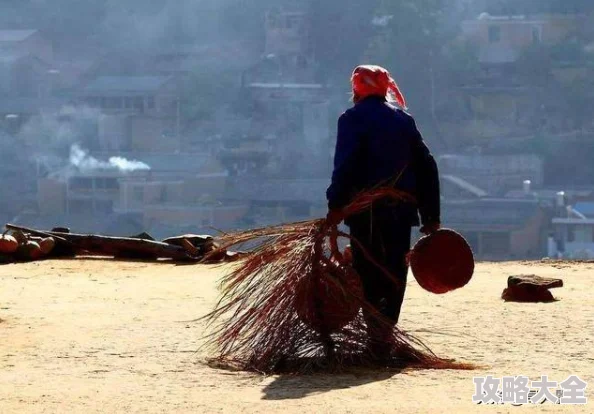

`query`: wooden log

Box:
[5,224,70,243]
[161,234,215,254]
[5,224,197,261]
[6,224,77,257]
[48,232,197,260]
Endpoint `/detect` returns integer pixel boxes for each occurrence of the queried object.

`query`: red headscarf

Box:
[351,65,407,109]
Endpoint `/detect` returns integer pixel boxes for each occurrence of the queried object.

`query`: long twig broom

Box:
[203,187,476,374]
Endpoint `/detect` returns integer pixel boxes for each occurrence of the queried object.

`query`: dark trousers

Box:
[348,209,412,332]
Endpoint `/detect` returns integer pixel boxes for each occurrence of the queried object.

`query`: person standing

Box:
[326,65,441,358]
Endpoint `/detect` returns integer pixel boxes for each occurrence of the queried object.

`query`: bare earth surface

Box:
[1,259,592,413]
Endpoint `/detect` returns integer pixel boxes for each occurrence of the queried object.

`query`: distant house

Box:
[552,217,594,259]
[234,5,330,178]
[225,178,328,225]
[36,152,242,233]
[0,30,53,63]
[79,76,181,152]
[81,76,179,116]
[240,81,331,177]
[438,154,544,196]
[0,30,58,98]
[265,9,311,61]
[461,13,584,64]
[0,52,54,97]
[443,198,548,260]
[218,136,272,177]
[0,97,63,134]
[551,201,594,259]
[441,174,488,199]
[149,41,257,76]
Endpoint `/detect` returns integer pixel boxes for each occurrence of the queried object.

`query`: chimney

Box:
[556,191,566,208]
[556,191,567,218]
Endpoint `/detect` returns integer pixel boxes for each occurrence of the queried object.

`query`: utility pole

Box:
[176,97,181,151]
[430,65,436,121]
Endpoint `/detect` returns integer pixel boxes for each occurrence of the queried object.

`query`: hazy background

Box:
[0,0,593,259]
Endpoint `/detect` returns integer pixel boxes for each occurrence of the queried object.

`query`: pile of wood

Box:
[0,224,244,264]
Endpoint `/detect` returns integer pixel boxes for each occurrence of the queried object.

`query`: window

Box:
[133,186,144,203]
[567,225,575,242]
[286,15,301,30]
[95,178,118,190]
[68,200,93,214]
[488,25,501,43]
[481,232,510,256]
[296,55,308,69]
[69,177,93,191]
[572,226,594,243]
[86,97,99,107]
[134,97,144,111]
[267,13,281,29]
[95,200,113,214]
[106,97,121,109]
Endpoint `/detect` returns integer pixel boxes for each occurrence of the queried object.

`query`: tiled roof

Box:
[0,98,65,115]
[91,152,215,174]
[443,199,542,230]
[226,178,329,203]
[574,202,594,218]
[83,76,172,93]
[0,30,38,42]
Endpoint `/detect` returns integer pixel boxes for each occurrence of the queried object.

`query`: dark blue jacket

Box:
[326,96,440,227]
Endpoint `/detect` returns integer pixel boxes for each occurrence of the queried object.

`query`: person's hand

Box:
[325,209,343,227]
[420,222,440,236]
[324,209,344,262]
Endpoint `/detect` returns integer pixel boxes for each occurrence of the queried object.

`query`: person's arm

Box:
[326,112,362,212]
[408,115,440,231]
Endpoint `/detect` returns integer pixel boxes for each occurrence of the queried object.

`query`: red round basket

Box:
[409,229,475,294]
[294,263,363,333]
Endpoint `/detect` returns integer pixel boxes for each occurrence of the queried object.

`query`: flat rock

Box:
[502,275,563,303]
[507,275,563,290]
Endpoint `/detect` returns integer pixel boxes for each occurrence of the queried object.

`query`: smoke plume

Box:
[69,144,151,172]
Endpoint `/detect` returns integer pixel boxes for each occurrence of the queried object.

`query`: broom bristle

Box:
[203,188,477,374]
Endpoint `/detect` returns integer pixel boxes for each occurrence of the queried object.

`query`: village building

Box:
[552,217,594,259]
[461,13,585,64]
[550,197,594,259]
[34,152,247,238]
[79,75,182,152]
[0,30,53,64]
[234,4,331,178]
[438,154,544,196]
[443,198,549,260]
[224,178,328,226]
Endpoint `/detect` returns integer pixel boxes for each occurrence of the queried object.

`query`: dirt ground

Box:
[0,259,592,413]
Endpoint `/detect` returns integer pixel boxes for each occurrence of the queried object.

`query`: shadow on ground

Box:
[262,367,402,400]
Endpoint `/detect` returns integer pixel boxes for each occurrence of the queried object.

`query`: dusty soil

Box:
[0,259,592,413]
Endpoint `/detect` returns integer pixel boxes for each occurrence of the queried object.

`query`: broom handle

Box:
[328,226,345,264]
